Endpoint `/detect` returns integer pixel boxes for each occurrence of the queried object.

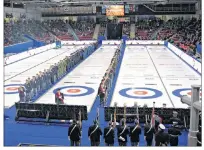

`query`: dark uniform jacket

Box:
[155,131,169,146]
[169,117,181,125]
[117,125,129,143]
[103,127,114,144]
[144,124,155,140]
[129,125,141,142]
[88,125,102,142]
[68,124,81,141]
[168,126,181,145]
[196,132,201,146]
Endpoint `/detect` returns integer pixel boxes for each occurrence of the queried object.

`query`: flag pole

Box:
[124,103,127,125]
[152,101,155,146]
[96,107,100,125]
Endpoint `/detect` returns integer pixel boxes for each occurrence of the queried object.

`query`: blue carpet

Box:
[4,44,188,146]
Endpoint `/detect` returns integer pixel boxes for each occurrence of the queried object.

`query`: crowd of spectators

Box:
[41,20,74,41]
[4,19,55,46]
[157,17,201,56]
[135,18,163,40]
[4,17,202,59]
[4,20,28,46]
[70,20,96,40]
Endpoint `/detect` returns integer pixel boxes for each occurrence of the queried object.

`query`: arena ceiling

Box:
[4,0,200,6]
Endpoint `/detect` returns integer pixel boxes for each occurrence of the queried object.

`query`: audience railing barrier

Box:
[15,102,88,123]
[104,106,190,126]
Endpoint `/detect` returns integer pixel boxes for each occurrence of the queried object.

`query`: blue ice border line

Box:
[164,41,201,76]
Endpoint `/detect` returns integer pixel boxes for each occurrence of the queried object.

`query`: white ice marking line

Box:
[110,46,174,108]
[145,46,175,107]
[4,46,83,108]
[4,46,82,81]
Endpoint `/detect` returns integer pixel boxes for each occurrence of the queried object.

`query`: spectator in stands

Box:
[68,119,81,146]
[157,17,201,57]
[55,89,64,104]
[144,119,155,146]
[168,122,182,146]
[155,124,169,146]
[117,119,129,146]
[129,119,141,146]
[18,86,25,102]
[88,120,102,146]
[103,121,115,146]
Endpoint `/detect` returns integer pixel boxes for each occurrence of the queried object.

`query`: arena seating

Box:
[41,20,74,41]
[157,17,201,55]
[4,17,201,60]
[4,20,28,46]
[4,19,55,46]
[15,102,88,123]
[135,18,163,40]
[69,20,96,40]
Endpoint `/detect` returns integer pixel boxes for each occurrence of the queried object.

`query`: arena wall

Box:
[61,41,96,45]
[102,40,122,45]
[126,40,164,45]
[167,42,201,74]
[4,41,34,54]
[4,7,41,20]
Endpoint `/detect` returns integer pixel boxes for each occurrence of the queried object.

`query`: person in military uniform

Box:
[98,81,105,106]
[18,86,25,102]
[169,111,181,125]
[25,78,31,102]
[129,119,141,146]
[88,120,102,146]
[168,122,182,146]
[103,121,115,146]
[39,71,44,92]
[155,124,169,146]
[144,119,155,146]
[68,120,81,146]
[117,119,129,146]
[197,118,202,146]
[32,76,37,97]
[197,131,201,146]
[35,73,40,94]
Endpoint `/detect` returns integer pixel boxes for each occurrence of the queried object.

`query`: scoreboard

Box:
[97,4,137,16]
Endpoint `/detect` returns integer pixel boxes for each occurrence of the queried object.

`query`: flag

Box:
[137,105,139,123]
[151,102,155,126]
[96,107,99,124]
[78,110,82,129]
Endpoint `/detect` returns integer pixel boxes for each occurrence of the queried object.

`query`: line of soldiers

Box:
[18,44,96,103]
[97,45,121,106]
[68,112,186,146]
